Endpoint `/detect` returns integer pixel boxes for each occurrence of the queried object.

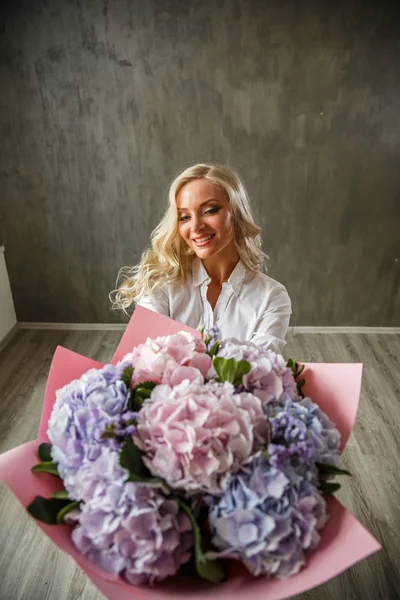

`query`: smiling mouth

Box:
[192,234,216,246]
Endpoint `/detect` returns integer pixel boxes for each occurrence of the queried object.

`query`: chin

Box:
[191,245,219,258]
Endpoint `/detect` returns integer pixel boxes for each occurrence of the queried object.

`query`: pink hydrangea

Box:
[217,339,297,405]
[133,380,270,495]
[122,331,211,387]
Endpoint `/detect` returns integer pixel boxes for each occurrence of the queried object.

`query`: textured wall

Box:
[0,0,399,325]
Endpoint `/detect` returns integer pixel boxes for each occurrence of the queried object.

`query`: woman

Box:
[112,163,291,354]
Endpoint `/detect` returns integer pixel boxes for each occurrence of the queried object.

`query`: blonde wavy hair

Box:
[111,163,267,313]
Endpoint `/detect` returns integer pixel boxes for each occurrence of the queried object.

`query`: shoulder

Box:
[137,285,170,315]
[247,269,290,296]
[243,269,292,310]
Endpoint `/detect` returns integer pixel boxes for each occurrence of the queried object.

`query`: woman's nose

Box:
[191,214,205,233]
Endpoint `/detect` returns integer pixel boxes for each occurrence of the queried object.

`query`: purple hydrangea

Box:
[48,363,130,498]
[205,325,221,349]
[71,448,193,585]
[265,394,341,472]
[205,454,327,578]
[267,410,316,475]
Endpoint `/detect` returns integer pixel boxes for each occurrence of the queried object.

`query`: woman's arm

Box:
[250,284,292,354]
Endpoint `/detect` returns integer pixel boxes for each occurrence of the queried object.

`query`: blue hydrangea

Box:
[48,363,130,499]
[205,454,327,578]
[265,394,341,475]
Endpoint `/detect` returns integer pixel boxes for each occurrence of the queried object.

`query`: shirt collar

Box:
[191,257,247,297]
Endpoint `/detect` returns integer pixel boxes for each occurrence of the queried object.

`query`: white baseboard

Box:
[289,326,400,334]
[0,322,19,352]
[0,323,398,356]
[15,323,400,334]
[18,322,126,331]
[0,245,17,343]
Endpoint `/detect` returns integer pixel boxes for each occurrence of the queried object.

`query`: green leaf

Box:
[286,358,305,377]
[38,443,53,462]
[129,393,144,412]
[213,357,237,384]
[135,386,153,399]
[27,496,72,524]
[119,436,150,477]
[213,357,251,386]
[317,463,352,477]
[31,461,59,477]
[56,501,80,524]
[128,381,156,411]
[177,499,225,584]
[286,358,306,396]
[297,378,306,398]
[135,381,156,391]
[233,360,251,385]
[52,490,70,500]
[319,482,341,495]
[208,341,220,358]
[121,366,133,389]
[128,381,156,410]
[120,436,170,492]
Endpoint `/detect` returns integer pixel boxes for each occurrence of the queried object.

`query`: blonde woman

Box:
[112,163,292,354]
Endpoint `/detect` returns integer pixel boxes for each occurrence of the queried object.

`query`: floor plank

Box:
[0,329,399,600]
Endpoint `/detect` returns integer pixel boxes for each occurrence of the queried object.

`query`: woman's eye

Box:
[178,207,219,222]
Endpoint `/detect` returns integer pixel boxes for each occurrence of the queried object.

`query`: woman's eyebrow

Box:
[177,199,221,212]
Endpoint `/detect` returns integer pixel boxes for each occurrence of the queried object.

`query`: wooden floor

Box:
[0,329,399,600]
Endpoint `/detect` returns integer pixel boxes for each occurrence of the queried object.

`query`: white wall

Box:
[0,246,17,342]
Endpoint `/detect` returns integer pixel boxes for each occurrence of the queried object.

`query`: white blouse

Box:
[137,258,292,354]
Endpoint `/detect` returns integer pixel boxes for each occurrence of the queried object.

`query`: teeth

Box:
[195,234,214,243]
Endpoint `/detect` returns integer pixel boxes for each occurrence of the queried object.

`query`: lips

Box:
[192,233,216,247]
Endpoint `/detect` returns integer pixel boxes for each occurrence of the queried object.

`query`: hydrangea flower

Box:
[48,363,129,498]
[206,454,327,578]
[204,325,220,349]
[268,410,316,471]
[71,448,193,585]
[265,394,341,471]
[122,331,211,387]
[133,380,270,495]
[215,339,297,404]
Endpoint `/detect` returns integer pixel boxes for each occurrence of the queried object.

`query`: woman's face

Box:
[176,179,236,261]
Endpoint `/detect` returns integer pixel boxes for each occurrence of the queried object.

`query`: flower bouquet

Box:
[0,306,381,600]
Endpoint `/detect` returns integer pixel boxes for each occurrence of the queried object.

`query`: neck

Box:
[201,245,240,286]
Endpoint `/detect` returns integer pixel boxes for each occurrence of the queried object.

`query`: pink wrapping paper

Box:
[0,306,381,600]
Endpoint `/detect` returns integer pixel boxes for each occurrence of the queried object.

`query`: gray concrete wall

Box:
[0,0,399,325]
